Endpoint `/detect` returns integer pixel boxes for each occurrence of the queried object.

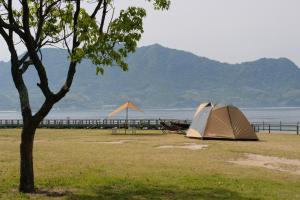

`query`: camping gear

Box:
[160,121,189,134]
[186,103,258,140]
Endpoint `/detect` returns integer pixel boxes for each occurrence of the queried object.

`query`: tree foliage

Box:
[1,0,170,74]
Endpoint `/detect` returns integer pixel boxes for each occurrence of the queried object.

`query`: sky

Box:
[1,0,300,66]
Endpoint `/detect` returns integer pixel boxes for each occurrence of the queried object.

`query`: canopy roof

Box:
[108,101,143,118]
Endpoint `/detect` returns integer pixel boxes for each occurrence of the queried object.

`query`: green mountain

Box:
[1,44,300,110]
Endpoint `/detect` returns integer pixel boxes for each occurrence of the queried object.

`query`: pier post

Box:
[280,121,282,131]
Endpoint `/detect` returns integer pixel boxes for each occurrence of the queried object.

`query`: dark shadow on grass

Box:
[34,188,74,197]
[66,181,260,200]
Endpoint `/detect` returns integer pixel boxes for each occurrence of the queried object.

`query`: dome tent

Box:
[186,103,258,140]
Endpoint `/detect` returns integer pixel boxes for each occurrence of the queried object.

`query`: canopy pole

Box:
[125,106,128,134]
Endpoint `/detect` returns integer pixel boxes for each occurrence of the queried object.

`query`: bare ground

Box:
[157,143,208,150]
[229,153,300,175]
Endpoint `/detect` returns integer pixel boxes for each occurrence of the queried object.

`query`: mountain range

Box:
[1,44,300,110]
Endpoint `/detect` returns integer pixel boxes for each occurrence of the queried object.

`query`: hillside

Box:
[1,44,300,110]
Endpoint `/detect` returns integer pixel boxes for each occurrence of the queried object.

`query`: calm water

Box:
[0,107,299,123]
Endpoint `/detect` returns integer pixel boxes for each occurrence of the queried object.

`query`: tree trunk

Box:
[19,121,36,193]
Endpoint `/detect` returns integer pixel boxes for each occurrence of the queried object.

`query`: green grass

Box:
[0,129,300,200]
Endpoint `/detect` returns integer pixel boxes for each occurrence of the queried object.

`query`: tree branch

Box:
[20,0,55,99]
[21,0,30,35]
[33,0,82,122]
[0,15,25,39]
[72,0,81,48]
[90,0,103,18]
[19,60,33,74]
[99,0,108,33]
[0,23,33,121]
[43,0,61,18]
[34,0,45,43]
[0,25,9,42]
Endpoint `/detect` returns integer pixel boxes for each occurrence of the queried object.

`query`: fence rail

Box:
[252,122,300,134]
[0,119,299,135]
[0,119,190,129]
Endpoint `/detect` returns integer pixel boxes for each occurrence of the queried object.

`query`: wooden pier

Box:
[0,119,299,135]
[0,119,190,130]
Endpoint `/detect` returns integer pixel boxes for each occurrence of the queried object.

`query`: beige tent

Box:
[186,103,258,140]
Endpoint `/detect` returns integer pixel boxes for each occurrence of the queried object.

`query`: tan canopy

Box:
[108,101,143,118]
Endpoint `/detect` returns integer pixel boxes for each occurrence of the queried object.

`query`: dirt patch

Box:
[35,140,48,143]
[229,153,300,175]
[91,139,137,144]
[157,143,208,150]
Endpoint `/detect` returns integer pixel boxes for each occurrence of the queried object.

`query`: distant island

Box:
[1,44,300,110]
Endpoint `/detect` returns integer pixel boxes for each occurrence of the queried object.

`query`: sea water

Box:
[0,107,300,123]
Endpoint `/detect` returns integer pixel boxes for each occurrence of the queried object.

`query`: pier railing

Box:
[0,119,299,135]
[0,119,190,129]
[252,122,300,135]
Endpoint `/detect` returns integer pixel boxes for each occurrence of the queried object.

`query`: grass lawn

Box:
[0,129,300,200]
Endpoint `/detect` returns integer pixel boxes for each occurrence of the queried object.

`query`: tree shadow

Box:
[33,188,74,197]
[66,181,260,200]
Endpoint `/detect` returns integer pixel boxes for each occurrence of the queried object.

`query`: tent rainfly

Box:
[186,103,258,140]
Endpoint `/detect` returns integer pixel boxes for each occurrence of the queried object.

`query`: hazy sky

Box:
[1,0,300,66]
